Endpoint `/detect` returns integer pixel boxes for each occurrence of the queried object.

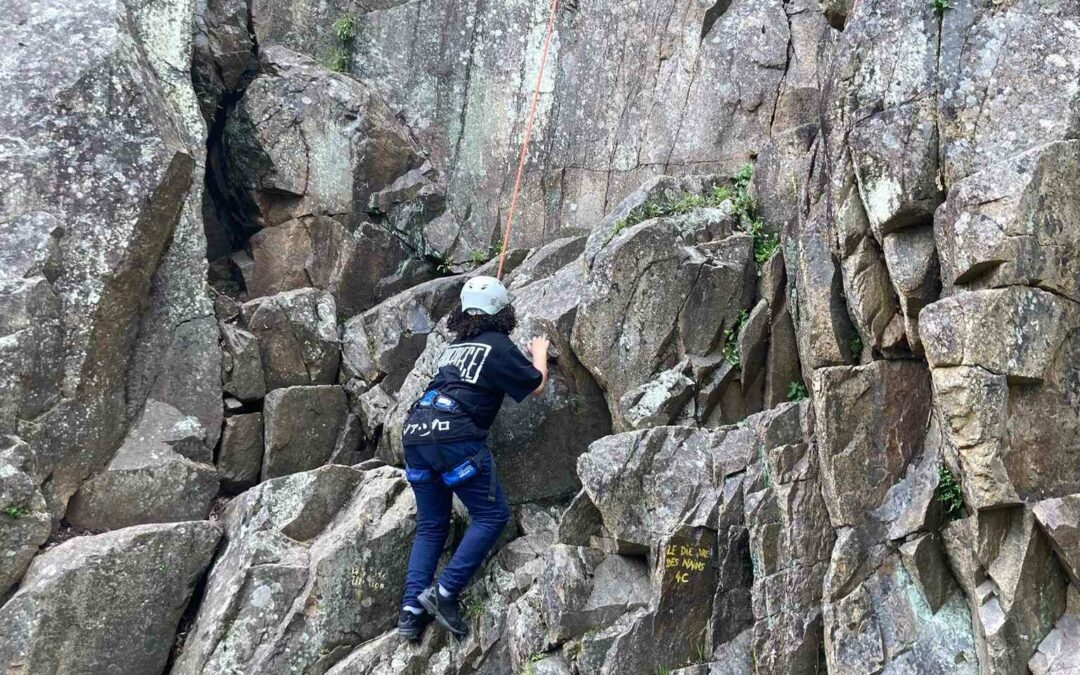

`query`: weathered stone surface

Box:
[1,0,204,521]
[245,215,421,318]
[578,426,716,554]
[618,362,696,431]
[0,436,50,596]
[934,142,1080,301]
[537,545,650,644]
[921,287,1073,381]
[882,225,939,353]
[785,212,858,372]
[192,0,257,118]
[813,360,932,528]
[929,301,1080,508]
[574,206,754,424]
[224,45,422,229]
[0,521,221,675]
[1030,612,1080,675]
[899,534,954,614]
[823,553,977,674]
[217,413,264,492]
[753,124,818,235]
[938,1,1080,183]
[743,404,834,674]
[505,236,587,291]
[253,1,822,248]
[943,509,1068,674]
[67,401,218,531]
[220,323,266,402]
[174,465,414,674]
[1033,495,1080,586]
[262,385,348,480]
[492,263,612,504]
[241,288,340,390]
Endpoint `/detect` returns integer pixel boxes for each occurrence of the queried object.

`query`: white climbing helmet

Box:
[461,275,510,315]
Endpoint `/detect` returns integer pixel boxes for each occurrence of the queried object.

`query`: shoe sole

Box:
[417,589,469,640]
[396,626,423,643]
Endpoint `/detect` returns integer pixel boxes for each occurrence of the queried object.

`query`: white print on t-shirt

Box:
[437,342,492,384]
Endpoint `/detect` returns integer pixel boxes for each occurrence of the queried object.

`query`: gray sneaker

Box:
[417,586,469,639]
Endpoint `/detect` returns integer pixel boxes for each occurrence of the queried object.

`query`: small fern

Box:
[937,466,964,520]
[787,381,808,402]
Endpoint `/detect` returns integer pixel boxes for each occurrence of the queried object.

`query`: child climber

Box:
[397,275,549,642]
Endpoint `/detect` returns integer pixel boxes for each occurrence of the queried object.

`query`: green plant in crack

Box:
[463,592,486,620]
[324,13,357,72]
[322,46,350,73]
[3,505,28,519]
[937,466,964,520]
[849,332,863,360]
[787,381,808,402]
[722,309,750,367]
[930,0,951,15]
[332,14,357,42]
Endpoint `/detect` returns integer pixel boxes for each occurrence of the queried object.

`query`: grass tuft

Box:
[605,164,779,265]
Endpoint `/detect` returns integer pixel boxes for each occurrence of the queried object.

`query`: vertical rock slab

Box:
[262,385,348,480]
[217,412,264,492]
[922,288,1080,507]
[813,360,932,529]
[573,208,753,426]
[934,142,1080,301]
[942,509,1068,674]
[0,436,51,597]
[1,0,199,521]
[0,521,221,675]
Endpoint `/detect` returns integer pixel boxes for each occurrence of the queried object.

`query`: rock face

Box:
[3,0,1080,673]
[173,465,414,674]
[67,401,219,531]
[0,521,220,675]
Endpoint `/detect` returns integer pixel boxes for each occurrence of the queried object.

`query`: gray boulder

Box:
[241,288,340,391]
[66,401,219,531]
[217,413,264,492]
[173,464,415,674]
[0,521,221,675]
[262,385,348,480]
[934,142,1080,302]
[573,206,754,427]
[224,45,422,229]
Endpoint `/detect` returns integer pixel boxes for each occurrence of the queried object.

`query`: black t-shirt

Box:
[402,331,542,446]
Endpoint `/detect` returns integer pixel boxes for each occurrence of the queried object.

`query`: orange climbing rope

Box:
[495,0,561,279]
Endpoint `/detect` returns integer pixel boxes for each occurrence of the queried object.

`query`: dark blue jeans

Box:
[401,440,511,608]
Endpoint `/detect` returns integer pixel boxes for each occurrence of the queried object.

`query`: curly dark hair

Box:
[447,305,517,340]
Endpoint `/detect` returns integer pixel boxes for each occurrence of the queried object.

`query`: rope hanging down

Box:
[495,0,561,279]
